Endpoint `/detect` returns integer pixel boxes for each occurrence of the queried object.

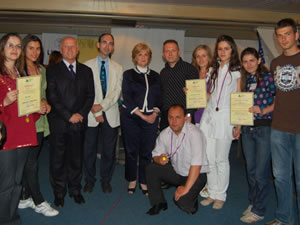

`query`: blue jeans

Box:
[242,126,271,217]
[271,128,300,224]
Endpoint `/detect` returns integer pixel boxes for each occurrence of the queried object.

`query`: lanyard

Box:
[216,69,229,111]
[169,132,185,158]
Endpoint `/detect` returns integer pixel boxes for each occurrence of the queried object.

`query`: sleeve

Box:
[122,70,139,114]
[268,73,276,95]
[78,67,95,117]
[152,131,168,157]
[186,63,199,80]
[153,72,162,110]
[40,66,47,100]
[46,66,73,122]
[100,63,123,112]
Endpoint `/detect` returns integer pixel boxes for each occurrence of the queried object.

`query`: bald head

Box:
[60,36,79,63]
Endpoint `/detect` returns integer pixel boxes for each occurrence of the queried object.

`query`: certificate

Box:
[230,92,254,126]
[186,79,207,109]
[17,75,41,117]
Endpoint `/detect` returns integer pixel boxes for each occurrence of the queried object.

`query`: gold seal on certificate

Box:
[230,92,254,126]
[17,75,41,117]
[186,79,207,109]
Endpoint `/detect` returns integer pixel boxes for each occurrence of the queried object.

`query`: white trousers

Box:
[205,137,232,201]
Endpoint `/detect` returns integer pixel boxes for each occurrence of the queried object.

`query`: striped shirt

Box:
[160,58,198,111]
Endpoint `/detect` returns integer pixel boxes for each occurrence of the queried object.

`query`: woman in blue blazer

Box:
[121,43,161,195]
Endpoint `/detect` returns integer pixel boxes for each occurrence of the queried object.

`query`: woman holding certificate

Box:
[18,34,58,216]
[191,45,212,125]
[0,33,45,225]
[238,47,275,224]
[199,35,241,210]
[121,43,161,195]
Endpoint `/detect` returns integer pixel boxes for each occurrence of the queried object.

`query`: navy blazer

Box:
[122,68,161,116]
[46,61,95,133]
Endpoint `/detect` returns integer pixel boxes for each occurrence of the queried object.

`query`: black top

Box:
[160,58,198,111]
[122,68,161,116]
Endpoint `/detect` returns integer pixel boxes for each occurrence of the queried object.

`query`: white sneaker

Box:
[242,204,253,216]
[240,212,264,224]
[34,201,59,217]
[18,198,36,209]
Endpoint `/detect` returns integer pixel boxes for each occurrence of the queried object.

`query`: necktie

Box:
[100,60,107,97]
[69,64,76,79]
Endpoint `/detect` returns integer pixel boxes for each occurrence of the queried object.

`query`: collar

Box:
[97,56,109,64]
[63,59,76,69]
[168,122,188,137]
[165,57,182,69]
[134,66,150,75]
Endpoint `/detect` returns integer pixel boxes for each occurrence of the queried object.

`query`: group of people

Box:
[0,17,299,225]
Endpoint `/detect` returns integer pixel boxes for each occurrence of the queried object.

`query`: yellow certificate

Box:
[230,92,254,126]
[186,79,207,109]
[17,75,41,117]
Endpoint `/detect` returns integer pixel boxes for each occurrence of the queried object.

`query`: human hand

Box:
[91,104,102,113]
[183,87,188,95]
[232,126,241,139]
[174,186,188,201]
[248,106,261,114]
[4,90,18,106]
[95,115,104,123]
[69,113,83,124]
[159,154,169,165]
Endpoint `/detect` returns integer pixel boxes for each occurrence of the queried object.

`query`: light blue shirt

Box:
[97,56,109,84]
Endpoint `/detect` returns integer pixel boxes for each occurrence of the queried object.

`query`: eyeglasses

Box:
[6,43,22,50]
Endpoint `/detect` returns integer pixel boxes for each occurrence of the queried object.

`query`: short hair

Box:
[163,39,179,49]
[98,33,114,44]
[168,104,187,115]
[48,50,62,67]
[132,42,152,66]
[275,18,298,33]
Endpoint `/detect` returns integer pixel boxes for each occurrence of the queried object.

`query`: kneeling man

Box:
[146,104,208,215]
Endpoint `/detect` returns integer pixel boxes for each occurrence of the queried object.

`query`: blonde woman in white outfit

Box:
[199,35,241,210]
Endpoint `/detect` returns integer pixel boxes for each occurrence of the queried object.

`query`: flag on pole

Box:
[256,31,266,64]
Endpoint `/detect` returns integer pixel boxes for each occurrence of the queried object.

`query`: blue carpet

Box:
[19,140,280,225]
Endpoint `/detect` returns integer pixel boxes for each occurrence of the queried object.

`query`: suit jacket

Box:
[84,57,123,128]
[46,61,95,133]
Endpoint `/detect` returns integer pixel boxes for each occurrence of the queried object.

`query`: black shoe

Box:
[173,198,198,215]
[139,184,148,196]
[83,182,94,193]
[101,182,112,193]
[146,202,168,215]
[54,197,64,208]
[69,193,85,204]
[161,182,170,189]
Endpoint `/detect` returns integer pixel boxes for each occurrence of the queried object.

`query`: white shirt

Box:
[152,122,209,176]
[63,59,76,73]
[200,64,240,139]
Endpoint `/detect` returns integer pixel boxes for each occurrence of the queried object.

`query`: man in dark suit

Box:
[46,36,95,207]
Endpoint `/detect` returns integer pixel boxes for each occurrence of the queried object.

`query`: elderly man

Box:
[46,37,95,207]
[145,104,208,215]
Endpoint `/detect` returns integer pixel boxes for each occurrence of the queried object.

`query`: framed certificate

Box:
[230,92,254,126]
[17,75,41,117]
[186,79,207,109]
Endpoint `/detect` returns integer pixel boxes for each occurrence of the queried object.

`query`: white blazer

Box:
[84,57,123,128]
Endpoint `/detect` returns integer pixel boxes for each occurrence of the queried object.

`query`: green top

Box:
[35,66,50,136]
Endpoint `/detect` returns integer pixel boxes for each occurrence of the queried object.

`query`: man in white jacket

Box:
[83,33,123,194]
